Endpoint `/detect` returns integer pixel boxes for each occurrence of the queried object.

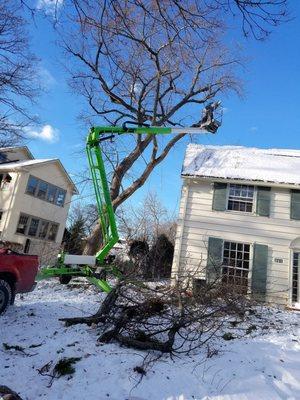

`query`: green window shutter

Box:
[206,237,223,283]
[290,190,300,220]
[256,186,271,217]
[212,182,227,211]
[251,243,268,300]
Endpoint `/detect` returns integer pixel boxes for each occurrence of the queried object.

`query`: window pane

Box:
[228,184,254,213]
[16,215,29,234]
[244,244,250,253]
[38,220,49,239]
[26,176,39,195]
[37,181,48,200]
[56,189,66,207]
[48,223,58,241]
[47,185,57,203]
[222,241,250,293]
[28,218,39,237]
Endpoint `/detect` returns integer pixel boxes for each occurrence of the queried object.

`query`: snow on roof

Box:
[0,159,55,171]
[182,144,300,186]
[0,146,34,159]
[0,158,78,194]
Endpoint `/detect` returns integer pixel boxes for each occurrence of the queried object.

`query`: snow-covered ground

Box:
[1,280,300,400]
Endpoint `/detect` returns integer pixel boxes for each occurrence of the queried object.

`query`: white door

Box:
[292,252,300,307]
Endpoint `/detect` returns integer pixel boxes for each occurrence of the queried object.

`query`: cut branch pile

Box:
[61,278,250,355]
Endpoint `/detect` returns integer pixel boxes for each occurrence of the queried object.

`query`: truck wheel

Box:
[0,279,12,315]
[59,275,72,285]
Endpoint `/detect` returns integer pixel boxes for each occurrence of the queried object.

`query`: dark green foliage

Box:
[246,325,257,334]
[129,240,149,259]
[133,365,146,375]
[53,357,81,377]
[146,234,174,279]
[63,216,86,255]
[222,332,235,341]
[3,343,25,352]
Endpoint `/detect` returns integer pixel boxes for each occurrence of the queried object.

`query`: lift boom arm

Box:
[38,124,211,292]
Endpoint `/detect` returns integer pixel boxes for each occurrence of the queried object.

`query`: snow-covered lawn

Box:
[1,280,300,400]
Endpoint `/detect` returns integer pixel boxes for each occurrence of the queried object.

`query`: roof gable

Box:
[0,158,78,194]
[0,146,34,162]
[183,144,300,186]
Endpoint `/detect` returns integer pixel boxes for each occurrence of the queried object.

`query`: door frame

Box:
[289,249,300,307]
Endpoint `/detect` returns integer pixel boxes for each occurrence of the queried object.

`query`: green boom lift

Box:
[38,122,216,292]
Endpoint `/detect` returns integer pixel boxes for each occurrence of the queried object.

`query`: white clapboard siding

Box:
[172,179,300,305]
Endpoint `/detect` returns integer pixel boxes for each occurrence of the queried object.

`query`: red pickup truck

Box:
[0,248,39,314]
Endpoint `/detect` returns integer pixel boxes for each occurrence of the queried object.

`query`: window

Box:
[16,213,59,242]
[47,185,57,203]
[222,241,250,293]
[1,174,12,190]
[292,252,299,303]
[56,189,66,207]
[26,176,39,195]
[28,218,39,237]
[16,214,29,234]
[0,211,2,221]
[48,223,58,241]
[227,184,254,213]
[26,175,66,207]
[24,238,31,254]
[37,181,48,200]
[38,220,49,239]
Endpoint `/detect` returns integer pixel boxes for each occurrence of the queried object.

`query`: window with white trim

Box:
[227,184,254,212]
[26,176,39,195]
[38,220,49,239]
[16,214,29,234]
[16,213,59,242]
[222,241,250,292]
[26,175,67,207]
[28,217,39,237]
[48,223,59,241]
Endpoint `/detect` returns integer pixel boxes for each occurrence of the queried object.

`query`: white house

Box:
[172,144,300,308]
[0,146,77,264]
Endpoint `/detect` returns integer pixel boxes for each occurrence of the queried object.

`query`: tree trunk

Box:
[83,224,103,256]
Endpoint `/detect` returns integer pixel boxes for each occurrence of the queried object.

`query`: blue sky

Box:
[26,2,300,215]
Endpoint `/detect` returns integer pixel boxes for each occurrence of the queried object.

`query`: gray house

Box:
[172,144,300,307]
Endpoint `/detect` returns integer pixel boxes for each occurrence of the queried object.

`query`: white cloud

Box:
[250,126,258,132]
[37,66,57,89]
[36,0,64,15]
[25,125,59,143]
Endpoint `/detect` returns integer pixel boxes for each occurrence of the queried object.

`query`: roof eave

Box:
[0,159,78,194]
[181,174,300,189]
[0,146,34,160]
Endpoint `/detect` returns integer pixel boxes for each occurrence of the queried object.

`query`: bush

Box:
[146,234,174,279]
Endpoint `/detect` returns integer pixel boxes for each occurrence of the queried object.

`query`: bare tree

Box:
[67,202,99,236]
[0,1,39,147]
[118,191,175,243]
[56,0,288,255]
